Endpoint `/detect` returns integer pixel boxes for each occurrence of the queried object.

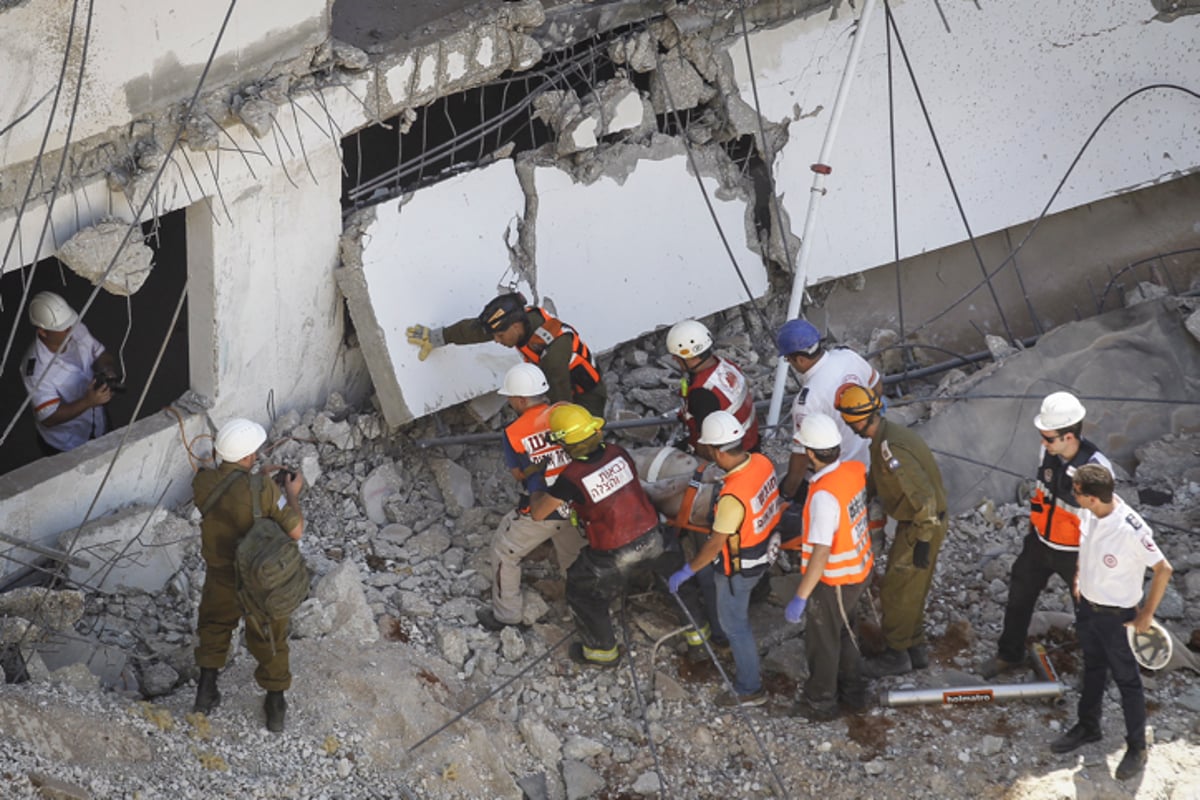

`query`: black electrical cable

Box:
[885,7,908,385]
[619,598,670,797]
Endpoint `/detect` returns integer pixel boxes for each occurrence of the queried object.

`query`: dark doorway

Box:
[0,210,189,475]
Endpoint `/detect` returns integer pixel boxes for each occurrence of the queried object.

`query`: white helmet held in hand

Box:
[215,418,267,462]
[29,291,79,332]
[1034,391,1085,430]
[697,410,744,448]
[797,413,842,450]
[498,362,549,397]
[666,319,713,359]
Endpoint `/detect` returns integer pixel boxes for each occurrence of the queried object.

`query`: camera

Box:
[93,373,126,393]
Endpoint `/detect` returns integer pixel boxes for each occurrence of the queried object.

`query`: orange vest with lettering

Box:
[801,461,874,585]
[716,453,782,576]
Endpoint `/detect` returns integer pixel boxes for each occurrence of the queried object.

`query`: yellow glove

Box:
[405,324,443,361]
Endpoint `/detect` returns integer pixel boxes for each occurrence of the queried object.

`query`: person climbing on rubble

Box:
[405,292,607,416]
[477,363,585,632]
[666,319,760,453]
[667,411,782,707]
[527,403,710,667]
[21,291,121,455]
[980,391,1112,679]
[1050,464,1171,781]
[783,413,874,721]
[191,418,304,732]
[776,318,880,503]
[835,382,947,677]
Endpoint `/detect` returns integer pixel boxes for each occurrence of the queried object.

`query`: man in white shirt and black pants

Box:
[1051,464,1173,781]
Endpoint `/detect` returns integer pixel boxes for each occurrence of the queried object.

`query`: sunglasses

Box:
[1040,433,1062,444]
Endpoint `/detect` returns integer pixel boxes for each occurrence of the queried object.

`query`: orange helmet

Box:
[834,383,882,424]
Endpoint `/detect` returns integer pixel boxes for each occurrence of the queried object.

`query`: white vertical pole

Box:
[766,0,880,429]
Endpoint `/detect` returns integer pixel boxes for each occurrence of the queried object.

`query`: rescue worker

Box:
[405,292,607,416]
[477,363,584,631]
[666,319,760,453]
[527,404,709,667]
[192,418,304,732]
[1051,464,1172,781]
[776,318,880,502]
[835,382,947,677]
[981,391,1112,678]
[21,291,119,455]
[668,411,782,707]
[783,414,873,721]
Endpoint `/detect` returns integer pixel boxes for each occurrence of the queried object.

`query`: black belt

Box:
[1083,597,1133,615]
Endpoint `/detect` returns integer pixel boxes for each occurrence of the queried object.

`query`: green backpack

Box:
[200,471,311,652]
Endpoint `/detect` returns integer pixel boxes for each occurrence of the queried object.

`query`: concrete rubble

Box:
[55,219,156,297]
[0,296,1197,797]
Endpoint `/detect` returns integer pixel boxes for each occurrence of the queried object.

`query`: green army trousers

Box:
[879,518,948,651]
[195,565,291,691]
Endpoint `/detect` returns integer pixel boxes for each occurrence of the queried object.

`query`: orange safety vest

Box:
[716,453,783,576]
[801,460,874,585]
[504,403,571,489]
[1029,439,1104,550]
[681,356,760,452]
[517,308,601,397]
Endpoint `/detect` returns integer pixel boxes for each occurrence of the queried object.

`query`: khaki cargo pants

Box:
[195,565,291,691]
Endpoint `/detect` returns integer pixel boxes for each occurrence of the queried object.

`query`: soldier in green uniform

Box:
[835,383,947,677]
[192,418,304,732]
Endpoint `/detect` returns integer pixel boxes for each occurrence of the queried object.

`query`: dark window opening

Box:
[0,210,189,476]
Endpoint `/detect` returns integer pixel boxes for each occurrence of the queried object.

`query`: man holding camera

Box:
[21,291,119,455]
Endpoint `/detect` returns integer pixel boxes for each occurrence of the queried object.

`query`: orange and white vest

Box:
[801,460,874,585]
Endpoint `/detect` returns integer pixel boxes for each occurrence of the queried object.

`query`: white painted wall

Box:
[731,0,1200,283]
[0,0,327,170]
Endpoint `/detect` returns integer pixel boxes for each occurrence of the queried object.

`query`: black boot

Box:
[864,647,912,678]
[192,668,221,715]
[264,690,287,733]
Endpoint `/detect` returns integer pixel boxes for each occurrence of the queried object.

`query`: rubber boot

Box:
[192,668,221,715]
[264,690,287,733]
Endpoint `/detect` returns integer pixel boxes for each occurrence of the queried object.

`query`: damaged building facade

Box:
[1,0,1199,583]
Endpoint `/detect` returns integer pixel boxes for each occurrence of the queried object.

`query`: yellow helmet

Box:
[834,382,882,424]
[548,403,605,445]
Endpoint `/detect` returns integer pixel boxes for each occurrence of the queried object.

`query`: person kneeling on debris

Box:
[477,364,584,632]
[668,411,782,708]
[835,382,947,677]
[191,418,304,732]
[783,414,874,721]
[1050,464,1172,781]
[405,291,607,416]
[527,404,710,667]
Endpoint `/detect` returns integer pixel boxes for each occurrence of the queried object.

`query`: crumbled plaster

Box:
[56,218,155,296]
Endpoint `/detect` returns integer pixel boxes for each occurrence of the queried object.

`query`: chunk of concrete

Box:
[313,560,380,643]
[361,462,403,525]
[562,759,604,800]
[311,413,355,449]
[430,459,475,516]
[0,588,84,631]
[519,717,562,768]
[58,506,191,594]
[139,661,180,698]
[56,218,155,296]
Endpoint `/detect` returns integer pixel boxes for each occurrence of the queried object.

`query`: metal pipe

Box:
[0,531,90,569]
[415,413,675,448]
[767,0,880,430]
[883,681,1063,708]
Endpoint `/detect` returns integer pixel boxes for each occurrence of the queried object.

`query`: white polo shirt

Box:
[790,348,879,469]
[21,322,107,451]
[803,461,842,547]
[1078,496,1163,609]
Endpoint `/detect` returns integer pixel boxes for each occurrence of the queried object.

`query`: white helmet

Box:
[29,291,79,332]
[1034,391,1085,430]
[1127,619,1173,670]
[215,418,267,462]
[797,413,842,450]
[697,410,744,448]
[666,319,713,359]
[498,362,549,397]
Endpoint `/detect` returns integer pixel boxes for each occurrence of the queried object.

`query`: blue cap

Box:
[776,319,821,356]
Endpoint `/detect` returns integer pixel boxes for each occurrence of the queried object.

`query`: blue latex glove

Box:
[785,595,807,623]
[668,563,696,594]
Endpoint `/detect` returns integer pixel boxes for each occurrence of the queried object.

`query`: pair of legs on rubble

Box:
[194,565,290,731]
[867,519,948,677]
[799,580,867,720]
[567,526,708,666]
[487,510,584,626]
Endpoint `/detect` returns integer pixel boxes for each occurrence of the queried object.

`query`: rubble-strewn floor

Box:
[1,304,1198,799]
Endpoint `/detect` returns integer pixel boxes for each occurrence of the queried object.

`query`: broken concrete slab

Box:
[58,506,191,594]
[56,218,155,296]
[360,462,403,525]
[430,458,475,516]
[311,559,379,643]
[0,588,84,631]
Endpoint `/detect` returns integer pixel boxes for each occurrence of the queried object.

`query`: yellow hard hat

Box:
[834,382,882,424]
[548,403,605,445]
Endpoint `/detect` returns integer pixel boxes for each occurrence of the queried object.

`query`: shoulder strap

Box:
[249,473,264,519]
[198,469,247,516]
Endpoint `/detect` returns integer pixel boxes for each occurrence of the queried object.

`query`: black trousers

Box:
[567,526,707,651]
[1077,599,1146,749]
[997,530,1078,663]
[804,580,867,713]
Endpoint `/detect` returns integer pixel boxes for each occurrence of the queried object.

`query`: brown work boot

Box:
[192,668,220,715]
[264,690,287,733]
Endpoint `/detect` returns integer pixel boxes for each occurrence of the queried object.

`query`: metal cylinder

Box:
[882,681,1063,708]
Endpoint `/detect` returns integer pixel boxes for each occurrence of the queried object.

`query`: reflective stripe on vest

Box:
[718,453,783,576]
[681,357,760,451]
[517,308,601,395]
[560,443,656,551]
[801,460,874,585]
[1029,439,1101,550]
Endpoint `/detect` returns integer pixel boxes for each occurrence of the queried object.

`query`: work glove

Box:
[785,595,807,623]
[912,540,931,569]
[405,324,444,361]
[668,563,695,594]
